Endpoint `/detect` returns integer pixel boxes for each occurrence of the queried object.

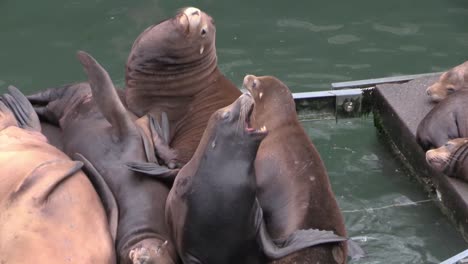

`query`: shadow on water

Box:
[0,0,467,262]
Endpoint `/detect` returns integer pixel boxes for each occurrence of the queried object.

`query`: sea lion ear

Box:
[76,51,138,141]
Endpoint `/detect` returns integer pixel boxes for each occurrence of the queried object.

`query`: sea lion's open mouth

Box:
[244,95,267,136]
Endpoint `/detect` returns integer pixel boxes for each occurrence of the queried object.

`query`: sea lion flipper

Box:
[346,239,365,260]
[77,51,137,140]
[149,114,178,168]
[3,86,41,132]
[0,100,19,130]
[160,111,170,144]
[254,199,347,260]
[10,160,83,203]
[125,161,179,182]
[73,153,118,242]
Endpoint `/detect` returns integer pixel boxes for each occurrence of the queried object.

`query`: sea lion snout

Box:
[180,7,202,34]
[128,239,175,264]
[426,149,449,171]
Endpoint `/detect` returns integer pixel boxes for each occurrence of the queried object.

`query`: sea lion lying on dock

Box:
[426,61,468,102]
[426,138,468,182]
[417,90,468,151]
[27,51,178,264]
[0,86,115,264]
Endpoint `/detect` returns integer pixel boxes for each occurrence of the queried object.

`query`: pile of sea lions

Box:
[417,60,468,182]
[0,7,364,264]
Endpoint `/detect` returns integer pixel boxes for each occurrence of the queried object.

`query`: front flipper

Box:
[2,86,41,132]
[149,114,178,169]
[126,161,179,182]
[77,51,138,141]
[26,83,79,126]
[254,200,347,260]
[74,153,119,242]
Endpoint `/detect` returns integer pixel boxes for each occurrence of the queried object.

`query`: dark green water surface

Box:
[1,0,467,263]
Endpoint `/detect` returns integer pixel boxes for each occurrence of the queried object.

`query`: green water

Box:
[1,0,467,262]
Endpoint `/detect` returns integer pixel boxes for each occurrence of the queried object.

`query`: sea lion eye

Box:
[252,80,257,89]
[221,111,230,120]
[201,28,207,36]
[447,87,455,94]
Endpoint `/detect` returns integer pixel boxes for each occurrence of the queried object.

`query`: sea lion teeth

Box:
[259,92,263,99]
[200,45,204,55]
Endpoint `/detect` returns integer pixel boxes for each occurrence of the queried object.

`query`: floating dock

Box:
[372,75,468,242]
[292,73,468,263]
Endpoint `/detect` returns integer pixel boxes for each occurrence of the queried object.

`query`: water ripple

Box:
[219,59,253,73]
[373,23,420,36]
[448,8,468,15]
[287,72,351,81]
[335,63,371,70]
[277,18,343,32]
[218,48,245,56]
[399,45,427,52]
[328,34,360,45]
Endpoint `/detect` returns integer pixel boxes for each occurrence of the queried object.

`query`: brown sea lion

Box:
[426,138,468,182]
[27,51,178,264]
[160,93,346,264]
[125,7,241,166]
[416,90,468,151]
[426,61,468,102]
[0,86,115,263]
[243,75,352,263]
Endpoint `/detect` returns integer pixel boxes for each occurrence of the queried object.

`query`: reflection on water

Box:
[303,118,466,263]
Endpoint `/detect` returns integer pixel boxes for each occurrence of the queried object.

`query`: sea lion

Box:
[426,61,468,102]
[243,75,350,263]
[125,7,241,166]
[417,90,468,151]
[26,51,178,264]
[0,86,115,263]
[426,138,468,182]
[161,93,347,264]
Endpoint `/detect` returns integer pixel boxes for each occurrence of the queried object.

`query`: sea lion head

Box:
[214,93,268,143]
[127,7,216,70]
[426,138,468,172]
[426,61,468,102]
[243,74,296,129]
[201,93,268,156]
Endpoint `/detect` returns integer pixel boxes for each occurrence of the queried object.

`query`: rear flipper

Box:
[347,239,365,260]
[149,113,178,169]
[254,200,347,260]
[126,161,179,182]
[73,153,119,242]
[2,85,41,132]
[0,100,19,130]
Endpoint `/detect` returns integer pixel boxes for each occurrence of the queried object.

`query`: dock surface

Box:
[373,75,468,241]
